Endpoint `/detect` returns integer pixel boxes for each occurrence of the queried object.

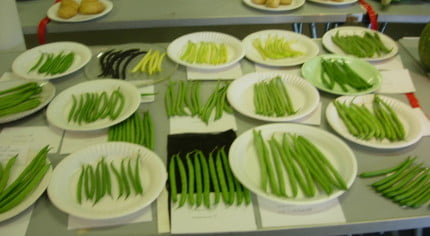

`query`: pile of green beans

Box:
[331,31,392,58]
[180,41,228,65]
[169,147,251,208]
[333,95,405,141]
[0,146,51,213]
[108,111,154,150]
[76,155,143,205]
[165,80,233,124]
[252,35,303,60]
[29,51,75,75]
[97,48,145,79]
[0,82,43,117]
[359,156,430,208]
[253,130,347,198]
[68,88,125,125]
[320,58,373,92]
[253,76,296,117]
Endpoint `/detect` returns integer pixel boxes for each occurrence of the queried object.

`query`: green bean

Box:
[208,150,221,205]
[76,165,85,204]
[0,155,17,193]
[257,130,279,195]
[165,82,174,117]
[169,155,178,203]
[176,154,188,208]
[185,152,195,206]
[220,147,235,204]
[194,151,203,207]
[28,53,46,72]
[134,155,143,194]
[84,165,95,200]
[216,148,230,204]
[110,162,124,199]
[120,159,131,198]
[374,164,424,192]
[252,129,268,192]
[277,135,298,197]
[371,158,415,188]
[268,137,287,197]
[94,161,104,204]
[196,151,211,208]
[110,89,125,120]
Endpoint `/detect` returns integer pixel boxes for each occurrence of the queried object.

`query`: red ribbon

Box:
[37,0,62,45]
[358,0,378,30]
[406,92,421,108]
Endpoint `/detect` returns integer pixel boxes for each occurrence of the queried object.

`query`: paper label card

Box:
[170,193,257,234]
[258,196,346,228]
[169,112,237,135]
[61,130,108,154]
[0,126,62,153]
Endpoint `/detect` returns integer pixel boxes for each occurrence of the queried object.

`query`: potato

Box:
[280,0,292,5]
[57,0,79,19]
[252,0,266,4]
[266,0,280,8]
[79,0,106,15]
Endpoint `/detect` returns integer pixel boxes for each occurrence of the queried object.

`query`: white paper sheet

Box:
[371,55,404,71]
[254,64,302,76]
[0,206,33,236]
[0,144,29,164]
[0,126,62,153]
[60,129,108,154]
[67,205,152,230]
[169,112,237,135]
[157,188,170,234]
[170,193,257,234]
[187,64,242,80]
[376,69,416,94]
[139,85,155,103]
[258,197,346,228]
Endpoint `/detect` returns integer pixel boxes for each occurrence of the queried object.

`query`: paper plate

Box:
[0,80,56,124]
[167,32,245,70]
[301,54,382,95]
[307,0,357,6]
[46,79,140,131]
[326,94,423,149]
[47,142,167,220]
[229,123,357,206]
[12,42,92,80]
[227,72,320,122]
[242,29,319,67]
[47,0,113,23]
[84,43,177,85]
[321,26,398,62]
[242,0,305,11]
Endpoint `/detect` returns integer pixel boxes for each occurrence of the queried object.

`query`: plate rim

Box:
[11,41,92,80]
[46,79,140,131]
[242,29,320,67]
[166,31,245,71]
[307,0,358,6]
[46,0,113,23]
[321,26,398,62]
[325,94,424,149]
[300,54,382,95]
[47,141,167,220]
[227,71,320,122]
[228,123,357,206]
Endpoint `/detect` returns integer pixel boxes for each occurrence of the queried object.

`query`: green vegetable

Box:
[253,35,303,60]
[331,31,392,58]
[180,41,228,65]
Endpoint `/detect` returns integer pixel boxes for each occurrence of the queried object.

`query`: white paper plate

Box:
[46,79,140,131]
[167,32,245,70]
[322,26,398,62]
[12,42,92,80]
[47,0,113,23]
[301,54,382,95]
[227,72,320,122]
[47,142,167,220]
[242,29,319,67]
[307,0,357,6]
[326,94,423,149]
[242,0,305,11]
[0,80,56,124]
[84,43,178,84]
[0,152,52,222]
[229,123,357,206]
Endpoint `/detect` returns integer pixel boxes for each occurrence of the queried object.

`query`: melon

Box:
[418,22,430,72]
